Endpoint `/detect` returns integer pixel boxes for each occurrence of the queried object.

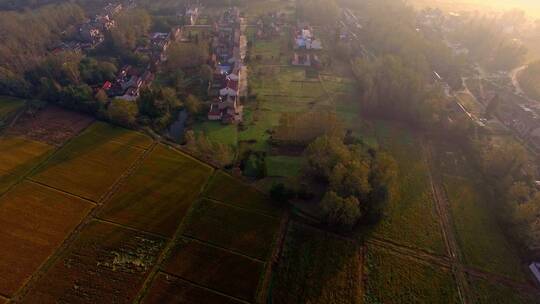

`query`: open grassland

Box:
[162,238,264,302]
[364,246,459,304]
[204,171,281,217]
[244,0,293,21]
[142,272,244,304]
[271,224,361,304]
[98,144,213,237]
[250,66,325,98]
[183,199,280,260]
[0,96,25,123]
[30,122,151,201]
[265,155,304,178]
[469,277,539,304]
[444,175,526,281]
[0,181,94,297]
[21,220,165,304]
[193,121,238,148]
[0,136,53,193]
[370,121,446,255]
[251,34,290,65]
[434,143,527,281]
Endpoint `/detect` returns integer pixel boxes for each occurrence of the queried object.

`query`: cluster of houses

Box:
[291,24,322,68]
[207,8,244,124]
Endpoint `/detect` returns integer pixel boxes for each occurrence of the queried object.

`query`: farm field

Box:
[141,272,244,304]
[364,246,459,304]
[265,155,304,178]
[370,121,446,255]
[161,238,264,302]
[469,277,539,304]
[7,105,94,146]
[0,96,25,125]
[204,171,281,216]
[0,136,54,193]
[21,220,166,303]
[0,181,94,297]
[271,224,362,304]
[193,121,238,148]
[183,199,280,260]
[434,143,527,281]
[30,122,151,201]
[98,144,213,237]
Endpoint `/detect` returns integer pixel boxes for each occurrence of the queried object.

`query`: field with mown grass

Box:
[0,136,54,193]
[364,246,459,304]
[30,122,152,201]
[265,155,304,178]
[271,224,362,304]
[204,171,281,216]
[469,277,539,304]
[0,96,25,126]
[98,144,214,237]
[183,199,280,260]
[370,121,446,255]
[0,181,94,297]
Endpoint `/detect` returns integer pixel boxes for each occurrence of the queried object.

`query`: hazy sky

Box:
[411,0,540,18]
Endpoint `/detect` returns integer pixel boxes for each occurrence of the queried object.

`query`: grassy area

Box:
[0,96,25,126]
[370,121,446,255]
[162,238,264,302]
[0,136,54,193]
[456,92,484,116]
[271,224,362,304]
[265,155,304,177]
[444,175,526,281]
[31,122,151,201]
[0,181,94,297]
[183,199,280,260]
[98,144,213,237]
[193,121,238,148]
[204,171,281,217]
[469,277,539,304]
[364,246,459,304]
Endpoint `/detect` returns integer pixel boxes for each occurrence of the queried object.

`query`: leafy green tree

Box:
[108,99,138,127]
[184,94,202,115]
[321,191,362,230]
[166,42,209,71]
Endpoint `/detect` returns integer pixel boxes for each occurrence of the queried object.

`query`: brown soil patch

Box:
[21,220,166,304]
[0,181,94,297]
[141,272,243,304]
[8,105,94,146]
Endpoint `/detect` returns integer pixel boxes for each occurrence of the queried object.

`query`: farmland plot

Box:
[0,96,25,127]
[364,246,459,304]
[271,224,362,304]
[162,238,264,302]
[141,272,244,304]
[183,199,280,260]
[21,220,165,304]
[98,144,213,237]
[0,181,94,297]
[0,136,53,193]
[30,122,151,201]
[469,277,539,304]
[371,122,446,255]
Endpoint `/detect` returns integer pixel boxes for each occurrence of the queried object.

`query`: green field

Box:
[204,171,281,216]
[183,199,280,260]
[193,121,238,148]
[364,246,459,304]
[162,238,264,302]
[98,144,214,237]
[31,122,151,201]
[469,277,539,304]
[0,96,25,126]
[0,136,54,193]
[370,122,446,255]
[271,224,362,304]
[265,155,304,177]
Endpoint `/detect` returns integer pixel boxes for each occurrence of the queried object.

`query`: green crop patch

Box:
[0,96,25,123]
[204,171,280,216]
[469,277,538,304]
[371,122,446,255]
[141,272,244,304]
[183,199,280,260]
[265,155,304,178]
[271,224,362,304]
[21,220,165,303]
[85,121,154,149]
[0,181,94,297]
[99,144,213,237]
[364,246,459,304]
[162,238,264,302]
[0,136,53,193]
[30,123,150,201]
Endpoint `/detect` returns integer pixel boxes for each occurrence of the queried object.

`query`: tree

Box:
[107,99,138,127]
[184,94,202,115]
[321,191,362,230]
[166,42,209,71]
[304,135,351,180]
